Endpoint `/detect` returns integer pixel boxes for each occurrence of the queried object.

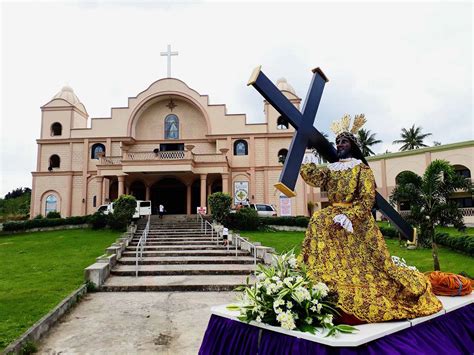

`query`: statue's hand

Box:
[333,214,354,233]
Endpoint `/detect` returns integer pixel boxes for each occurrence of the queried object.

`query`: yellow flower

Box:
[317,241,325,250]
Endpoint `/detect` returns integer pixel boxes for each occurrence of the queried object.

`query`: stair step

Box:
[118,256,256,265]
[129,241,217,245]
[111,264,255,276]
[126,245,226,251]
[101,275,253,292]
[121,250,249,257]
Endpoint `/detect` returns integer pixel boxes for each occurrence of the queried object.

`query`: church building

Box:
[30,76,312,217]
[30,73,473,222]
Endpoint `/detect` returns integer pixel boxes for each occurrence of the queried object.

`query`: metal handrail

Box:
[135,215,151,277]
[196,214,259,264]
[233,234,258,265]
[197,213,219,245]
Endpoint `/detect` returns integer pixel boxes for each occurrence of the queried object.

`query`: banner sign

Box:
[197,206,207,215]
[279,195,292,216]
[234,181,249,205]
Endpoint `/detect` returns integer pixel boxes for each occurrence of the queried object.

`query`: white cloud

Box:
[0,1,472,195]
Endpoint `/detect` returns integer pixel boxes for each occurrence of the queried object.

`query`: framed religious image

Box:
[234,181,249,205]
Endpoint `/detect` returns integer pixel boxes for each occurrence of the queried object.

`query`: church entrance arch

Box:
[151,178,186,214]
[130,180,146,200]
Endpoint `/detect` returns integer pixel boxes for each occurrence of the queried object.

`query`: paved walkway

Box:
[38,291,236,355]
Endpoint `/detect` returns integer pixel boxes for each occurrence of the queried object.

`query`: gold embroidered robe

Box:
[299,161,442,322]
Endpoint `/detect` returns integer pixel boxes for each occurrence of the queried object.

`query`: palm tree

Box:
[389,160,471,271]
[393,125,432,151]
[357,128,382,156]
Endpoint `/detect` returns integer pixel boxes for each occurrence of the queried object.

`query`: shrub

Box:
[46,211,61,219]
[88,212,108,230]
[2,215,90,232]
[259,216,310,228]
[208,192,232,224]
[379,225,398,239]
[109,195,136,231]
[226,207,259,230]
[33,214,44,219]
[435,233,474,256]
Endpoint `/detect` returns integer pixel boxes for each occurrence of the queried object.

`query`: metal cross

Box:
[160,44,179,78]
[248,66,415,241]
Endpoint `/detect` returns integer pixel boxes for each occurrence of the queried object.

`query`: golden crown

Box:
[330,114,366,136]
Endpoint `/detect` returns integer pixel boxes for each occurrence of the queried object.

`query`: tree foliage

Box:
[390,160,472,270]
[208,192,232,224]
[4,187,31,200]
[357,128,382,156]
[392,124,432,151]
[108,195,137,231]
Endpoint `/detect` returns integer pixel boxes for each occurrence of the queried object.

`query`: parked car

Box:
[250,203,278,217]
[97,200,152,219]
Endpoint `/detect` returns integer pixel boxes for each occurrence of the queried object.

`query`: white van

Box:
[97,200,152,219]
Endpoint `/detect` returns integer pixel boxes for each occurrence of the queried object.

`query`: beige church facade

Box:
[30,77,473,222]
[30,77,312,217]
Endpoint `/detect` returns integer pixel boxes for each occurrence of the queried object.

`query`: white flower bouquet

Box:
[227,251,357,336]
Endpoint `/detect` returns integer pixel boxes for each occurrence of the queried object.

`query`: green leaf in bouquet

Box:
[334,324,358,333]
[238,315,250,323]
[298,324,316,334]
[324,326,337,338]
[226,305,241,311]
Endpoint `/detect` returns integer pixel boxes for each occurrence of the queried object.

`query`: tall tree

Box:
[392,124,432,151]
[390,160,471,271]
[357,128,382,156]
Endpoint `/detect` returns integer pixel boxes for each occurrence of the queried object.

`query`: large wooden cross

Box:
[247,66,415,241]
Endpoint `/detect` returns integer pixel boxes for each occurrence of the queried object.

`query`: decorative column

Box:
[145,185,150,201]
[102,178,108,204]
[118,176,125,197]
[200,174,207,209]
[186,183,192,215]
[96,176,104,206]
[221,173,229,194]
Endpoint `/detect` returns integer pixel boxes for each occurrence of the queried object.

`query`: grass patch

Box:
[0,229,120,351]
[239,230,474,276]
[377,221,474,237]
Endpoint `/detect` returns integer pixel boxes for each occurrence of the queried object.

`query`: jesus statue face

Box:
[336,137,353,160]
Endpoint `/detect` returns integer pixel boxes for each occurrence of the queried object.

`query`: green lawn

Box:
[239,230,474,277]
[0,229,120,350]
[377,221,474,237]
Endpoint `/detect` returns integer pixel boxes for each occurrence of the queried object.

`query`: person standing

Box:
[159,204,165,219]
[222,227,229,246]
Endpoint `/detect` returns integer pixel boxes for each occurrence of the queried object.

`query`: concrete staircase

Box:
[102,215,256,291]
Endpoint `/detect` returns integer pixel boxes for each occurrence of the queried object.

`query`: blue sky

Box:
[1,0,472,196]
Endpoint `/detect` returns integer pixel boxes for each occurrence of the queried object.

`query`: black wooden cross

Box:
[247,66,415,241]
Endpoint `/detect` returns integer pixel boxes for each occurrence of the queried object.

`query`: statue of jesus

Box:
[299,114,442,323]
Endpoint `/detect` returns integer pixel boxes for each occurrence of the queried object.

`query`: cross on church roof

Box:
[160,44,179,78]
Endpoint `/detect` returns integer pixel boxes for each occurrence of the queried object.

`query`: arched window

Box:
[51,122,62,136]
[91,143,106,159]
[277,116,289,130]
[49,155,60,169]
[453,165,471,178]
[165,114,179,139]
[278,149,288,164]
[234,140,248,156]
[45,194,58,215]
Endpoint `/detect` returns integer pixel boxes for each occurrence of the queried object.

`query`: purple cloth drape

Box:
[199,314,260,355]
[199,304,473,355]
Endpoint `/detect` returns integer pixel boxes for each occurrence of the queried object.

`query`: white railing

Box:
[233,233,258,266]
[460,207,474,217]
[196,214,258,265]
[126,151,190,161]
[99,156,122,165]
[197,213,219,245]
[135,215,151,277]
